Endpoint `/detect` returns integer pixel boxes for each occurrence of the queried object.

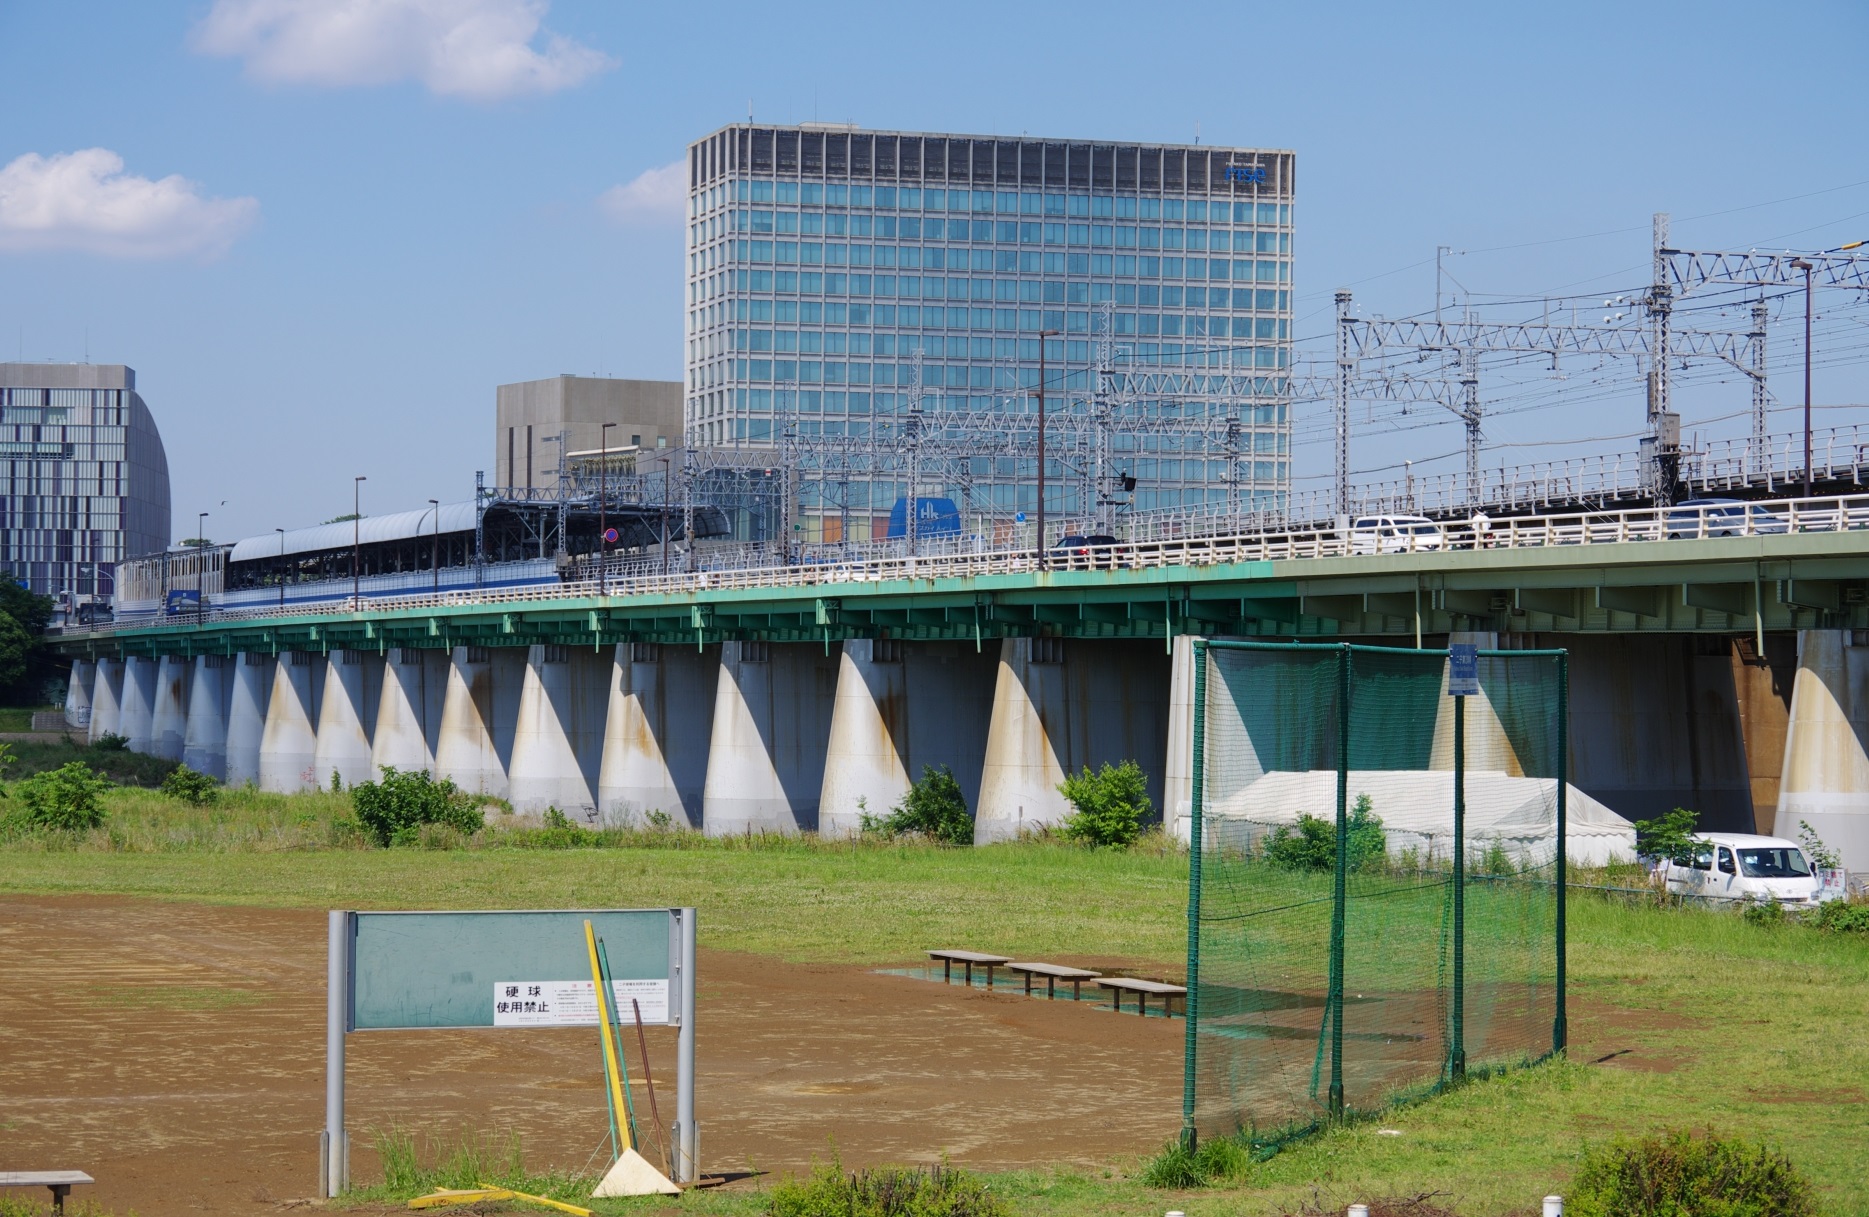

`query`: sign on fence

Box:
[324,909,697,1197]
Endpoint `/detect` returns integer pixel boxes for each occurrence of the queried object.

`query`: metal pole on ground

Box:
[1327,645,1350,1120]
[675,907,698,1183]
[1180,640,1209,1150]
[1555,654,1569,1055]
[1451,691,1467,1081]
[323,910,348,1199]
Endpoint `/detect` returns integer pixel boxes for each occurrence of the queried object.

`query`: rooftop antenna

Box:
[1194,121,1201,146]
[748,99,753,122]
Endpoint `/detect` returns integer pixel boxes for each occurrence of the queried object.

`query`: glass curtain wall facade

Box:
[0,363,171,601]
[685,125,1294,542]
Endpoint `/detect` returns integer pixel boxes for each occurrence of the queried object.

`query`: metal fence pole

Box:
[1555,656,1569,1055]
[1328,645,1350,1120]
[322,910,349,1199]
[1181,641,1209,1149]
[675,907,699,1183]
[1451,693,1467,1081]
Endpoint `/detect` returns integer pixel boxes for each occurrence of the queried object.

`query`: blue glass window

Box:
[1092,254,1113,275]
[997,191,1019,213]
[925,218,945,240]
[1043,223,1065,244]
[1044,194,1066,215]
[1068,224,1089,245]
[997,221,1018,242]
[1115,255,1136,276]
[972,220,993,241]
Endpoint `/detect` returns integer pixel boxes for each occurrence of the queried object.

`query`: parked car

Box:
[1661,832,1823,906]
[1348,515,1445,555]
[1663,498,1787,539]
[1048,534,1122,569]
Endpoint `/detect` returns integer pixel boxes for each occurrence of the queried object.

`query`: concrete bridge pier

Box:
[314,650,383,791]
[1776,630,1869,870]
[226,653,276,787]
[182,656,234,779]
[701,641,836,835]
[597,643,719,828]
[118,655,159,754]
[1165,636,1197,843]
[974,637,1172,844]
[150,654,192,761]
[433,646,525,798]
[818,639,912,838]
[260,652,325,793]
[65,659,94,732]
[372,647,448,778]
[508,644,608,817]
[88,658,124,744]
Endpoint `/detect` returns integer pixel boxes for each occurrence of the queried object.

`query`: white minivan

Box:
[1661,832,1823,906]
[1348,515,1446,555]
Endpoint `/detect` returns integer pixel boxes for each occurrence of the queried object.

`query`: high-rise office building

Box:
[0,362,171,602]
[685,124,1294,541]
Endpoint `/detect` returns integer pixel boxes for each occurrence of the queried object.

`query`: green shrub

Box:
[1634,806,1699,864]
[350,767,483,847]
[1569,1127,1816,1217]
[91,732,130,752]
[13,761,114,830]
[766,1158,1009,1217]
[1058,760,1152,848]
[1741,897,1788,928]
[1264,793,1386,872]
[1795,820,1840,872]
[1140,1133,1254,1188]
[160,764,219,806]
[1811,898,1869,934]
[866,764,973,845]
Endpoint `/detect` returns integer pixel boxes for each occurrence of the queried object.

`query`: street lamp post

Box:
[1789,258,1815,497]
[428,499,440,596]
[599,422,616,596]
[1036,329,1061,570]
[352,476,366,607]
[275,528,286,610]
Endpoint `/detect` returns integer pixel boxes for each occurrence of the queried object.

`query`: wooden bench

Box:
[1096,977,1188,1016]
[0,1172,94,1215]
[926,949,1012,988]
[1007,961,1102,1000]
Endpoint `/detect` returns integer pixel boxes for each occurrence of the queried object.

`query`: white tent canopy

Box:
[1206,769,1637,866]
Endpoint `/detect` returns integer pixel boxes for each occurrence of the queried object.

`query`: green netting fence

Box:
[1182,640,1567,1149]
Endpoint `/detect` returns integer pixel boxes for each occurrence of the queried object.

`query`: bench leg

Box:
[964,961,974,988]
[1047,976,1056,1000]
[50,1185,70,1217]
[1072,980,1082,1000]
[943,959,951,983]
[984,965,996,990]
[1024,972,1033,996]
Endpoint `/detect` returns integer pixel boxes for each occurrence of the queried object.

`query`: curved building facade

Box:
[0,363,171,603]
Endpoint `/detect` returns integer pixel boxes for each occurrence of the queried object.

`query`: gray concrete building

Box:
[494,375,682,494]
[0,362,170,605]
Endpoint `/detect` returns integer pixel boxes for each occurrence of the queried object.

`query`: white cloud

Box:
[0,149,259,260]
[600,161,686,226]
[192,0,614,101]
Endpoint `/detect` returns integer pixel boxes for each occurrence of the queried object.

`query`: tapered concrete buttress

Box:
[372,647,449,777]
[434,646,526,797]
[1732,636,1796,834]
[974,637,1172,844]
[225,653,275,787]
[118,655,158,753]
[259,652,325,792]
[149,655,192,761]
[819,639,912,837]
[701,641,837,835]
[182,656,235,780]
[816,639,998,837]
[597,643,719,828]
[1429,633,1524,776]
[1776,630,1869,870]
[508,644,610,817]
[88,658,124,743]
[313,650,383,791]
[1165,635,1197,844]
[65,659,94,732]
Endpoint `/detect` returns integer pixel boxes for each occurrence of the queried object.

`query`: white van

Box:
[1348,515,1446,555]
[1661,832,1823,906]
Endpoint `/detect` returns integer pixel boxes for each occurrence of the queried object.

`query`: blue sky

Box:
[2,0,1865,540]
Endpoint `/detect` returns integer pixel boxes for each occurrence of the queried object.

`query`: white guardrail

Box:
[61,491,1869,639]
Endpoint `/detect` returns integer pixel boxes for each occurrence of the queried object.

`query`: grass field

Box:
[3,791,1867,1215]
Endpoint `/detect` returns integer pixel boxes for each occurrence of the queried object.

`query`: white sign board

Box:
[493,979,670,1027]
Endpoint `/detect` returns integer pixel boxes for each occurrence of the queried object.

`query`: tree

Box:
[14,761,113,831]
[1634,807,1699,864]
[0,580,53,705]
[867,765,973,845]
[1059,760,1153,848]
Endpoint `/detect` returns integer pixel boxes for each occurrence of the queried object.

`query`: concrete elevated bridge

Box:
[51,493,1869,868]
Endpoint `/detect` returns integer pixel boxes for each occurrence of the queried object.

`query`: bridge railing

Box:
[56,489,1869,639]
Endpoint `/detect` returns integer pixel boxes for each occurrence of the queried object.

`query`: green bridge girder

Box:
[54,531,1869,661]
